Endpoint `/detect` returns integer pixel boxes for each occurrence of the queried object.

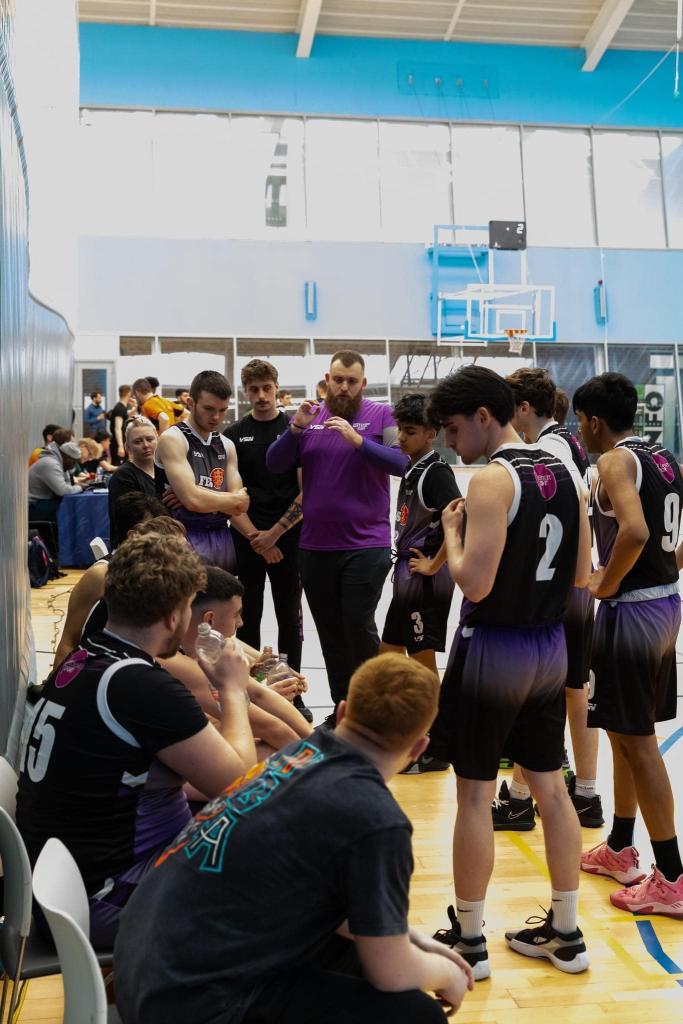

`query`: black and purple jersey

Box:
[463,444,580,628]
[156,421,232,531]
[537,420,591,485]
[16,631,206,895]
[593,436,683,596]
[394,451,461,559]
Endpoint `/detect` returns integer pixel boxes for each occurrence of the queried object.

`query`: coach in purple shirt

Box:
[267,350,408,720]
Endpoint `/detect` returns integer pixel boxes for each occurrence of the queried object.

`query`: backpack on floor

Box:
[28,531,54,588]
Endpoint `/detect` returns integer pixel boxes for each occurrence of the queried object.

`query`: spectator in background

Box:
[175,388,190,410]
[78,437,103,474]
[83,391,106,438]
[316,379,327,402]
[277,390,293,412]
[29,424,60,467]
[132,378,186,434]
[108,416,161,548]
[94,430,117,473]
[29,430,85,558]
[109,385,135,465]
[555,388,570,426]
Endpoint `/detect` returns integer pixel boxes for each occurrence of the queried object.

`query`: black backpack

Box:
[28,531,55,588]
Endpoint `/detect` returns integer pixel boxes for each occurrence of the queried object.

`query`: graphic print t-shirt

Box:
[114,729,413,1024]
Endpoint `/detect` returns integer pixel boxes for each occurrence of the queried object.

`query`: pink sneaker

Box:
[580,841,647,886]
[610,866,683,917]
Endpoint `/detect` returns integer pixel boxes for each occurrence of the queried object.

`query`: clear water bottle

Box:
[266,653,293,686]
[195,622,226,665]
[253,645,277,683]
[95,466,105,484]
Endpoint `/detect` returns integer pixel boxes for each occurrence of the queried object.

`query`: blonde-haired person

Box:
[107,415,161,548]
[114,654,473,1024]
[17,533,257,948]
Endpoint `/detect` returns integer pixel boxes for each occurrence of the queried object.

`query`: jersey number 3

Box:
[21,698,65,783]
[536,514,564,582]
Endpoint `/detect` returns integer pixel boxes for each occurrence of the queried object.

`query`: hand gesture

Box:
[323,416,362,449]
[292,400,319,430]
[267,676,300,702]
[441,498,465,538]
[248,528,276,555]
[588,565,614,599]
[162,488,184,511]
[199,637,250,695]
[408,548,434,576]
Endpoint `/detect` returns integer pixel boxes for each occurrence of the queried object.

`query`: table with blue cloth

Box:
[57,491,110,567]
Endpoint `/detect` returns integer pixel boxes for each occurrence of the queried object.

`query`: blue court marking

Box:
[630,726,683,984]
[634,921,683,985]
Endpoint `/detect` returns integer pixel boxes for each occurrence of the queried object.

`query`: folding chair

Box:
[33,839,120,1024]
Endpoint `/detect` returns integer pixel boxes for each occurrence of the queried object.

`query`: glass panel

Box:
[379,122,452,242]
[522,129,596,246]
[119,337,153,357]
[661,134,683,247]
[78,110,155,236]
[593,131,665,248]
[610,345,679,456]
[534,344,598,438]
[451,125,524,227]
[305,120,381,240]
[229,116,306,238]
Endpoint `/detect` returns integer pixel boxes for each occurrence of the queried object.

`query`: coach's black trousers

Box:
[233,527,303,672]
[299,547,391,706]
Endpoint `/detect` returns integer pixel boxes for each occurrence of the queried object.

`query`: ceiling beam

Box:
[444,0,467,42]
[149,0,157,27]
[582,0,636,72]
[296,0,324,58]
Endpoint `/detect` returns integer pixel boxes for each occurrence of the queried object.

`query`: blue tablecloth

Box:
[57,491,110,567]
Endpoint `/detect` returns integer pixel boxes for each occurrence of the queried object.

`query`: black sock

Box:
[652,837,683,883]
[608,815,636,852]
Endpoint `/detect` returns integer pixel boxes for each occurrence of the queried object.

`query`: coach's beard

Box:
[326,391,363,422]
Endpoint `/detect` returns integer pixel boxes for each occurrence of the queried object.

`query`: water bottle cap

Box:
[197,622,211,635]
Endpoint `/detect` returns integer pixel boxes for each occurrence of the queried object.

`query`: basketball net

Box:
[505,328,528,355]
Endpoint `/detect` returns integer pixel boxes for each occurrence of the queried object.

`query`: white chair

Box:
[32,838,120,1024]
[0,757,18,818]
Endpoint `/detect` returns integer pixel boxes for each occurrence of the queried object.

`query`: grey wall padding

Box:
[0,4,73,759]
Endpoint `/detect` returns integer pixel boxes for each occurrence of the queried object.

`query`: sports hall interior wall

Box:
[0,2,74,757]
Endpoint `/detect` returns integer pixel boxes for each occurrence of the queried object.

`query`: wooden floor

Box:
[22,572,683,1023]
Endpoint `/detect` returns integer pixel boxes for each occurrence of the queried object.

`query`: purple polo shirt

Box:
[267,399,408,551]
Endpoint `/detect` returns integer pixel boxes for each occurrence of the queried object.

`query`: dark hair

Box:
[145,376,160,391]
[94,430,111,443]
[330,350,365,372]
[175,387,189,398]
[42,423,60,444]
[554,388,570,426]
[393,393,439,430]
[241,359,278,388]
[573,373,637,432]
[52,427,73,447]
[506,368,556,418]
[193,567,245,608]
[105,534,206,628]
[113,492,168,543]
[428,365,514,427]
[189,370,232,402]
[132,377,152,396]
[89,391,102,400]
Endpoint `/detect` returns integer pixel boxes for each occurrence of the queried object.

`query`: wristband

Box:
[290,422,305,432]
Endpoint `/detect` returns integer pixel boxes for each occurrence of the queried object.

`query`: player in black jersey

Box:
[156,370,249,571]
[427,366,592,979]
[492,368,602,830]
[17,533,257,946]
[574,373,683,916]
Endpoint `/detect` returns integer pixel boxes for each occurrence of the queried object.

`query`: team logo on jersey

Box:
[533,464,557,500]
[397,503,409,526]
[210,467,225,489]
[570,435,586,459]
[653,451,675,483]
[55,648,87,688]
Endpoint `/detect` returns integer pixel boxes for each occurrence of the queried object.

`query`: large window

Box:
[593,131,666,248]
[523,129,595,247]
[379,122,452,242]
[305,120,380,240]
[229,117,306,238]
[662,134,683,248]
[451,125,524,227]
[608,345,679,454]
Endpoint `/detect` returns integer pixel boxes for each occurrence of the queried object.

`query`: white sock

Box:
[509,780,531,801]
[550,889,579,934]
[574,778,597,799]
[455,897,485,940]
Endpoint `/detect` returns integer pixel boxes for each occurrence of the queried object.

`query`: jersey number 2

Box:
[22,698,65,783]
[536,514,563,582]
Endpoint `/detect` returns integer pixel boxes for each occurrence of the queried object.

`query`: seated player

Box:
[159,567,312,754]
[17,533,257,946]
[113,654,473,1024]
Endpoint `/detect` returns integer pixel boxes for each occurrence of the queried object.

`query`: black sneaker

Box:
[567,775,604,828]
[400,754,450,775]
[293,694,314,723]
[433,905,490,981]
[505,908,589,974]
[492,779,536,831]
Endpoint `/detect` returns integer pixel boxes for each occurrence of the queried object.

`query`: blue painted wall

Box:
[80,25,683,129]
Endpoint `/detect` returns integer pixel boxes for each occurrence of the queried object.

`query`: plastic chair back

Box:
[0,756,18,818]
[33,838,107,1024]
[0,806,33,974]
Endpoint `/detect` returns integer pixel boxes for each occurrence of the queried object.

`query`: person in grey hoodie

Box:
[29,430,84,556]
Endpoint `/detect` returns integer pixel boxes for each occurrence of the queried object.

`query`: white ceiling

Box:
[77,1,682,58]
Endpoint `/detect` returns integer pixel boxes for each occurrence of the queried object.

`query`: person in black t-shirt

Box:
[225,359,305,679]
[113,653,472,1024]
[427,367,592,980]
[109,384,135,465]
[17,532,258,947]
[108,416,163,548]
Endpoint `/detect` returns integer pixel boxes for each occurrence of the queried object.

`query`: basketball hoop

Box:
[505,328,528,355]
